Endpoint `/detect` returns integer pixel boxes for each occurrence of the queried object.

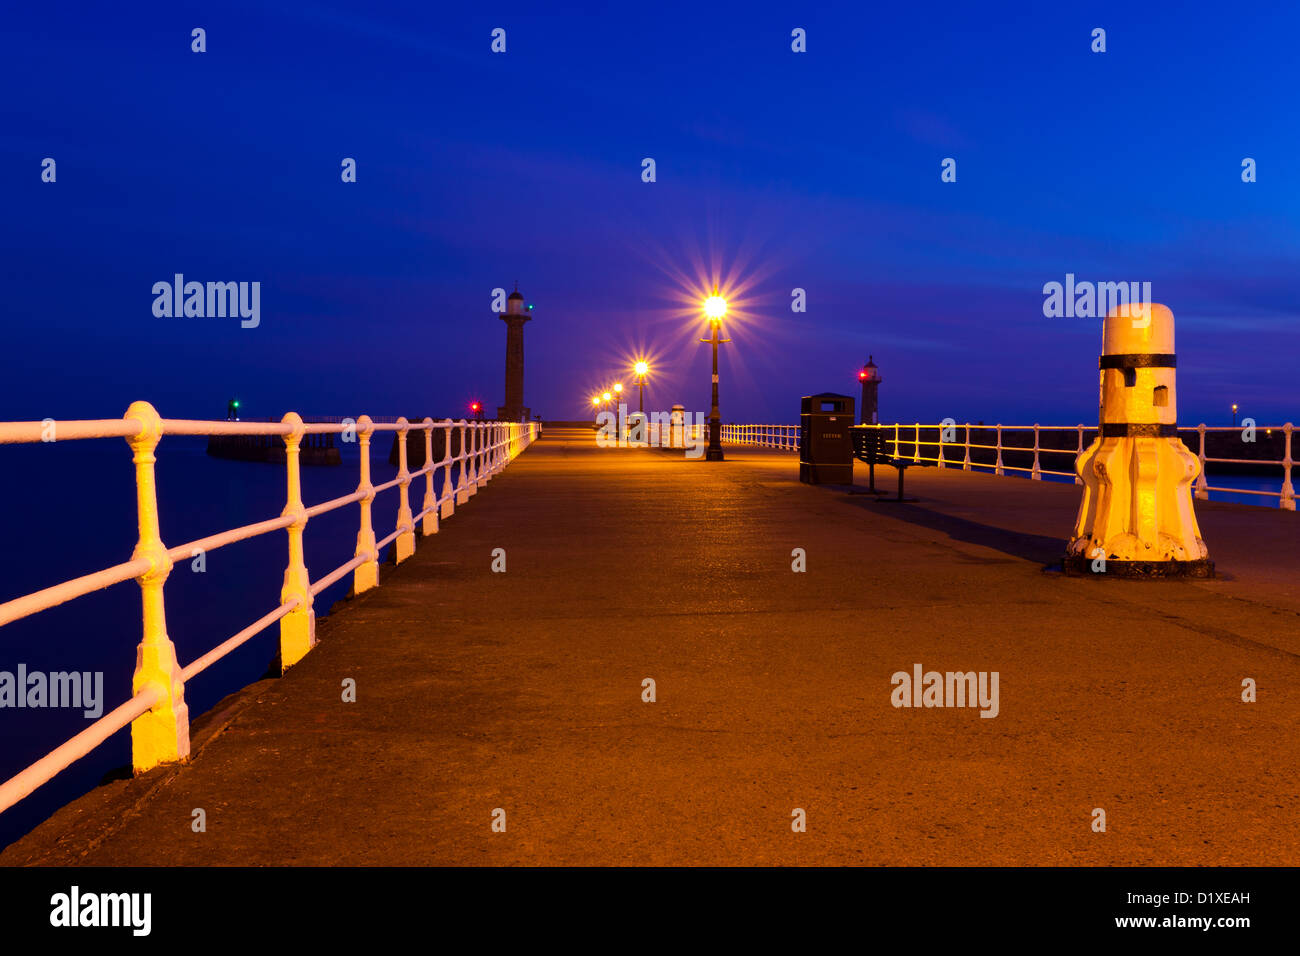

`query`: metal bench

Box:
[850,428,920,502]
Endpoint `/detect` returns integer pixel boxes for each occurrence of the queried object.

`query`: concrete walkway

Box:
[4,428,1297,865]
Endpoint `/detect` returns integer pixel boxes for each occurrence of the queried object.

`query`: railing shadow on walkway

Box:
[836,490,1068,565]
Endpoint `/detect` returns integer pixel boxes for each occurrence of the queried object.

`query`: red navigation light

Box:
[858,370,867,380]
[470,402,481,412]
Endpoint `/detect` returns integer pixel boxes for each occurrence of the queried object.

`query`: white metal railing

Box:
[719,423,800,449]
[0,404,539,814]
[720,420,1296,511]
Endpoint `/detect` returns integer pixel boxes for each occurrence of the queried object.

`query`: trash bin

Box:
[800,393,855,484]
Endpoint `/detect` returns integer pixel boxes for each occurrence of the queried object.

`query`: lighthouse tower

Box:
[496,286,532,422]
[858,356,881,425]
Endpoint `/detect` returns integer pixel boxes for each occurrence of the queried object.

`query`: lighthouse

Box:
[858,356,881,425]
[496,285,532,422]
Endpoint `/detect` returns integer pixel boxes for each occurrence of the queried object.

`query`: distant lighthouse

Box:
[497,285,532,422]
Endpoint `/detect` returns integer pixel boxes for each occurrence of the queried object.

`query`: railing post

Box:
[1195,424,1208,500]
[1031,424,1042,479]
[353,415,379,593]
[963,423,971,470]
[913,423,921,462]
[1074,425,1085,485]
[473,424,488,485]
[1281,423,1295,511]
[470,422,483,495]
[995,425,1004,476]
[421,419,438,535]
[439,420,456,519]
[124,401,190,773]
[456,419,472,504]
[394,417,416,562]
[279,412,316,671]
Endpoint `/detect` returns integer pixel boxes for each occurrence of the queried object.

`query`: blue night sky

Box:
[3,0,1298,426]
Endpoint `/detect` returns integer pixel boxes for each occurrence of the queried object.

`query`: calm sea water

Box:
[0,437,1289,849]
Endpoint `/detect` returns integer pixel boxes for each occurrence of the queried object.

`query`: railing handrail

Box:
[0,406,540,815]
[717,420,1295,511]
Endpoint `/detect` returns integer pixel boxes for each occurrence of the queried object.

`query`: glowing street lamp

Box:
[1232,403,1239,427]
[634,361,649,413]
[700,286,730,461]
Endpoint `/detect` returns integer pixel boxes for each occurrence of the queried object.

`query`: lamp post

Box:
[1232,403,1239,427]
[634,361,649,414]
[701,287,730,462]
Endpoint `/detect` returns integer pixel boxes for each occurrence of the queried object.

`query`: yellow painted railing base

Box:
[130,642,190,773]
[395,531,416,563]
[279,609,317,673]
[353,561,379,594]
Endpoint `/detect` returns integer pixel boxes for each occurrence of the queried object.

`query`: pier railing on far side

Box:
[0,405,539,814]
[719,422,1296,511]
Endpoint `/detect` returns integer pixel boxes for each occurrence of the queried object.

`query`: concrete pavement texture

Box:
[4,427,1297,865]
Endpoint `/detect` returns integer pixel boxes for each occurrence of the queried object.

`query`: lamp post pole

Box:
[633,361,649,416]
[702,326,730,462]
[701,289,730,462]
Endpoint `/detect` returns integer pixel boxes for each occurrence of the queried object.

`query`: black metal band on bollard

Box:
[1098,423,1180,437]
[1098,353,1177,369]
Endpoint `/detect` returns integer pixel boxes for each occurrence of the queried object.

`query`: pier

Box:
[3,426,1296,866]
